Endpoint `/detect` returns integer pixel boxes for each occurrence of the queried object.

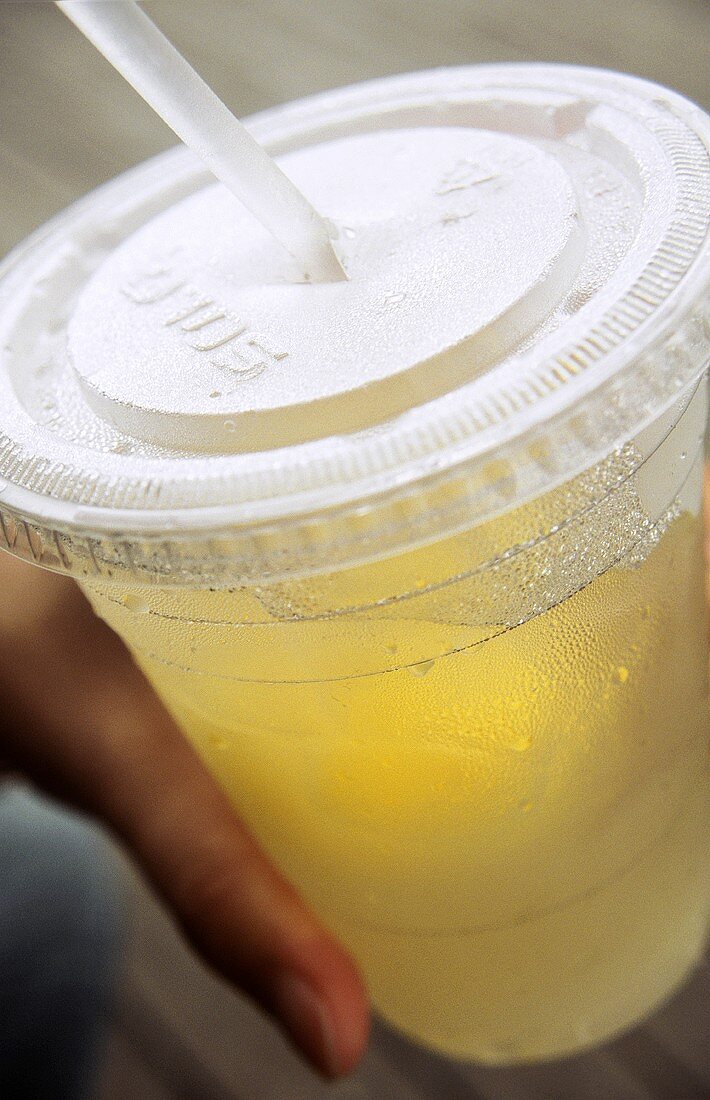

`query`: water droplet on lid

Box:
[122,593,149,614]
[385,643,398,655]
[519,800,533,814]
[341,226,356,239]
[616,665,630,683]
[209,390,222,399]
[383,290,406,306]
[224,419,237,432]
[408,659,435,678]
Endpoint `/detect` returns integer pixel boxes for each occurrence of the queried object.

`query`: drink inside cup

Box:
[0,62,709,1062]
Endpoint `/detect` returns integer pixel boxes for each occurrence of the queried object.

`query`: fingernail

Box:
[272,973,341,1078]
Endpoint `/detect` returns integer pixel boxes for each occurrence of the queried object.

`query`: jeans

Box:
[0,784,123,1100]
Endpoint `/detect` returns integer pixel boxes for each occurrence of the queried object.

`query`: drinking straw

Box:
[56,1,345,282]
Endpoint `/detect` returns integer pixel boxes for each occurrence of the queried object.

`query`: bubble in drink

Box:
[0,65,708,1063]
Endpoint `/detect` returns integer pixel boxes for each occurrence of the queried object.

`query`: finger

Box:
[0,563,369,1077]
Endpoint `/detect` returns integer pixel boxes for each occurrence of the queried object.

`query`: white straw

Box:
[55,0,344,282]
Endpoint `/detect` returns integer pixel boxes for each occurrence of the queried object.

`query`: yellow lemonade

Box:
[1,60,708,1072]
[84,445,710,1063]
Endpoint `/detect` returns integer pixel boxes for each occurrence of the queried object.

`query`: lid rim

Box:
[0,64,708,579]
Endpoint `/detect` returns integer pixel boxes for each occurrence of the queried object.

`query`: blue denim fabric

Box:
[0,784,123,1100]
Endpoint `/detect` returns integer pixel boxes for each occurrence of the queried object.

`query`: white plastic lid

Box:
[68,125,581,453]
[0,65,708,581]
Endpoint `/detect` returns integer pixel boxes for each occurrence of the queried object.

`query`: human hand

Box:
[0,552,369,1079]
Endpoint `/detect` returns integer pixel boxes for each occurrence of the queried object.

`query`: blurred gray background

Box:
[1,2,710,1098]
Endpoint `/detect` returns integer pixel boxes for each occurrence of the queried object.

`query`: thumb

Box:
[98,674,370,1080]
[0,563,369,1078]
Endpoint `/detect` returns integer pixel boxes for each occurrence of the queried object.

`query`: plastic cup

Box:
[0,65,709,1062]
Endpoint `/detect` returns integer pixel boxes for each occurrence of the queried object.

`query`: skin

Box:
[0,554,369,1079]
[1,469,708,1078]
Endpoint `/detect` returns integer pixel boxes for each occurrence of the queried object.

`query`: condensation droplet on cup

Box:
[208,734,229,751]
[408,659,435,677]
[383,290,406,307]
[122,593,150,614]
[224,419,237,432]
[512,734,533,753]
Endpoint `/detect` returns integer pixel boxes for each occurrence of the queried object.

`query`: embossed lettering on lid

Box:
[68,127,581,452]
[0,66,707,547]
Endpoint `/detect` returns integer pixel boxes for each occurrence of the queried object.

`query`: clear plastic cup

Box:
[0,65,708,1062]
